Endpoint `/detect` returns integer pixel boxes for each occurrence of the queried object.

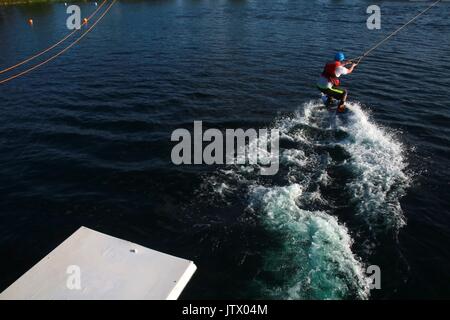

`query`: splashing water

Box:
[337,103,411,232]
[201,100,411,299]
[249,184,371,300]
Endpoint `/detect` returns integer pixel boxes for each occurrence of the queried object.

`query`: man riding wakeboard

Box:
[317,52,357,113]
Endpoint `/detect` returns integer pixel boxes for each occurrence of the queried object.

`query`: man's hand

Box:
[347,62,358,74]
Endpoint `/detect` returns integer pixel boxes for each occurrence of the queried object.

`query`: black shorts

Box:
[317,86,347,100]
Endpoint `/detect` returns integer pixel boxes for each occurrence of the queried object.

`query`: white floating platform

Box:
[0,226,196,300]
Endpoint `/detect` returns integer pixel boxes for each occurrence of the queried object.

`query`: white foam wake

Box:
[337,102,411,231]
[201,99,411,299]
[249,184,371,300]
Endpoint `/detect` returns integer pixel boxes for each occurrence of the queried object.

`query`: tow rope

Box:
[350,0,442,64]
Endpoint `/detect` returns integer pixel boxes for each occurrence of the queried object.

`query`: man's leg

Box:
[337,89,347,112]
[329,87,347,112]
[318,87,335,108]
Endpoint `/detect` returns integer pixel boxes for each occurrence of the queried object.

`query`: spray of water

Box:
[201,100,411,299]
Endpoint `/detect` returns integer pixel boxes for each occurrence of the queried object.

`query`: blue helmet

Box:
[335,52,345,62]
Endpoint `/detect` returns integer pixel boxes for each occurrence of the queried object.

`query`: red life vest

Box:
[321,61,342,87]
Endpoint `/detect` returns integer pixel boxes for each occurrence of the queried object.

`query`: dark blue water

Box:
[0,0,449,299]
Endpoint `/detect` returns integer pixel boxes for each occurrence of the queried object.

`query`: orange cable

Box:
[0,0,116,85]
[0,0,107,75]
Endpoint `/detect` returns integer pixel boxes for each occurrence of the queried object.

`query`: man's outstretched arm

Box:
[344,62,358,74]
